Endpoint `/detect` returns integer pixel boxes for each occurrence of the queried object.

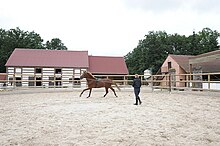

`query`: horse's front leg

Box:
[87,88,92,98]
[80,88,90,97]
[103,87,109,97]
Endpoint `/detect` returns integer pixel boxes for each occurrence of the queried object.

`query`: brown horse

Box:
[79,71,120,98]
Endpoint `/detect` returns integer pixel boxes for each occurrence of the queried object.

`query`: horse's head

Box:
[80,71,87,79]
[80,71,95,79]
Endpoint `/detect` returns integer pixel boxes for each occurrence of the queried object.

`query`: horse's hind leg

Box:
[110,86,118,97]
[103,87,109,97]
[80,88,91,97]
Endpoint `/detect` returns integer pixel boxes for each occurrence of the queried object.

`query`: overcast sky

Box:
[1,0,220,56]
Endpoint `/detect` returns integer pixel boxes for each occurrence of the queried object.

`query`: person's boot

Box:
[134,98,138,105]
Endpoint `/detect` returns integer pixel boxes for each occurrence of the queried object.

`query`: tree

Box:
[45,38,67,50]
[168,33,188,55]
[125,28,220,75]
[0,27,45,72]
[0,29,8,73]
[196,28,220,54]
[126,31,172,74]
[0,27,68,73]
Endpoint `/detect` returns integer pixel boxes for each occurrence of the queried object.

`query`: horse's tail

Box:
[113,82,121,91]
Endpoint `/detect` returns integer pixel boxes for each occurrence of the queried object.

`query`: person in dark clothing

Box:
[132,74,142,105]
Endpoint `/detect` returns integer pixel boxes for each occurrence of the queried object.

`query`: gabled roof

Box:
[5,48,89,68]
[191,60,220,73]
[88,56,129,75]
[189,49,220,73]
[161,50,220,74]
[169,54,194,72]
[190,49,220,59]
[5,48,129,75]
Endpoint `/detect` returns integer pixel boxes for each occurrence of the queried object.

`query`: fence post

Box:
[208,74,210,91]
[186,75,188,88]
[151,75,154,92]
[169,73,171,92]
[188,73,192,90]
[13,73,15,89]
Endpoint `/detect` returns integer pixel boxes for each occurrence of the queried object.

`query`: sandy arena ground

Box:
[0,87,220,146]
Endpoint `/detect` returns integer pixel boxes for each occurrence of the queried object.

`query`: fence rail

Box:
[1,72,220,92]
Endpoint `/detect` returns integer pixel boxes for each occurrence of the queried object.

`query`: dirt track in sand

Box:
[0,88,220,145]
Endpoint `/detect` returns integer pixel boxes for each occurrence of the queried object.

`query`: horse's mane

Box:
[87,71,96,79]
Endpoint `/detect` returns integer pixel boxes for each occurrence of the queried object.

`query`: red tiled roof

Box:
[190,49,220,59]
[192,60,220,73]
[189,50,220,73]
[5,49,129,74]
[169,54,194,72]
[88,56,129,75]
[5,48,89,68]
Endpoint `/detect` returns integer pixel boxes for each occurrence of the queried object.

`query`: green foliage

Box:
[125,28,220,75]
[0,27,45,72]
[45,38,67,50]
[196,28,219,54]
[0,27,68,73]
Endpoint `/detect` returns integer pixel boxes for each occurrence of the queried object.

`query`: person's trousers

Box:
[134,88,141,104]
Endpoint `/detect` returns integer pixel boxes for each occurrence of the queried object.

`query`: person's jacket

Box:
[132,78,141,88]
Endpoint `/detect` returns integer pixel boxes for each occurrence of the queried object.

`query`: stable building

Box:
[5,48,128,87]
[159,49,220,90]
[160,54,193,87]
[189,50,220,90]
[189,50,220,73]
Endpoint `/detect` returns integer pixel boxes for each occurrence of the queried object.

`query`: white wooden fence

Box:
[1,72,220,92]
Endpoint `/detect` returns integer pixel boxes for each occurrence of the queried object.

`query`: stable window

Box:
[36,77,42,86]
[15,68,21,73]
[55,77,62,86]
[28,76,34,86]
[74,78,80,85]
[9,77,13,86]
[35,68,42,74]
[16,77,22,87]
[69,78,73,83]
[55,69,62,74]
[49,77,54,86]
[168,62,172,69]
